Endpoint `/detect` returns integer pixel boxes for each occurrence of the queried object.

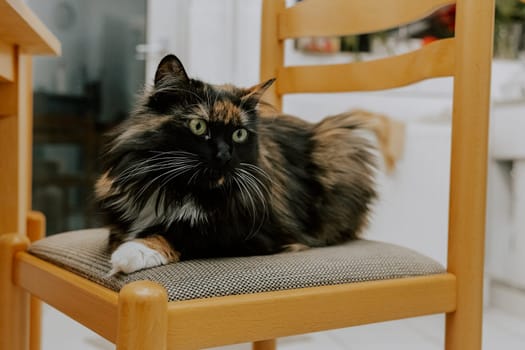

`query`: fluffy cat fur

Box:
[95,54,377,275]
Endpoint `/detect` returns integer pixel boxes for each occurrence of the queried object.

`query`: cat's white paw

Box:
[108,241,168,275]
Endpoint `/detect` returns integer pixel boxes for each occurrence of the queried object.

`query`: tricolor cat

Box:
[95,54,377,275]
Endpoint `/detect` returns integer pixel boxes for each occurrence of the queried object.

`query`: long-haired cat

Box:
[95,54,377,275]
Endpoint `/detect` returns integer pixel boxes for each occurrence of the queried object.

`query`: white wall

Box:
[146,0,262,87]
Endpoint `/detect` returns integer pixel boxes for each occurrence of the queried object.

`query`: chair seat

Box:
[28,228,445,302]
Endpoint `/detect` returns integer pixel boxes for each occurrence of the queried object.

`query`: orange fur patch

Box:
[136,235,180,262]
[282,243,310,253]
[211,100,243,124]
[95,172,113,198]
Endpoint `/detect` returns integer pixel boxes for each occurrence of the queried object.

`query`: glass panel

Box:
[27,0,147,235]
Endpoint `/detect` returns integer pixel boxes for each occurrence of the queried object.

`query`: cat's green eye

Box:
[232,128,248,143]
[189,119,207,136]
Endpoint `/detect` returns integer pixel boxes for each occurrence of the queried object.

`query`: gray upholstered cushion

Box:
[28,228,445,302]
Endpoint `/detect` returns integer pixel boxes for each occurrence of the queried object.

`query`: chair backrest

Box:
[260,0,494,282]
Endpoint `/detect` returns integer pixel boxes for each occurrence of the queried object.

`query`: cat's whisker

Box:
[116,157,198,179]
[197,103,210,119]
[212,88,221,110]
[231,169,269,240]
[141,156,199,165]
[117,159,200,183]
[156,168,196,190]
[143,155,200,165]
[237,166,272,234]
[117,152,199,174]
[231,174,248,205]
[205,89,213,109]
[242,171,270,233]
[156,163,202,189]
[149,150,198,157]
[240,163,274,184]
[121,158,198,175]
[245,176,269,207]
[136,163,201,199]
[232,173,258,236]
[187,168,203,185]
[237,167,272,189]
[242,186,267,239]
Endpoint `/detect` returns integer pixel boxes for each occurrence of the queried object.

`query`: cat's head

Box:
[105,54,274,192]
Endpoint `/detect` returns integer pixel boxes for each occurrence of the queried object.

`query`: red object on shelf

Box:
[422,36,438,45]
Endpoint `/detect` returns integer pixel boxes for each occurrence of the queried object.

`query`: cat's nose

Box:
[216,144,231,165]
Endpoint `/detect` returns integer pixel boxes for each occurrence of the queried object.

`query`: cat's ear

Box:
[154,54,189,86]
[242,78,276,102]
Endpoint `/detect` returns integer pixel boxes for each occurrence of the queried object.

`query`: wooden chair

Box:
[0,0,495,349]
[0,1,60,349]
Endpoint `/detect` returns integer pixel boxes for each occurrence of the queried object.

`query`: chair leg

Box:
[445,307,483,350]
[27,211,46,350]
[29,295,42,350]
[116,281,168,350]
[0,233,31,350]
[444,269,484,349]
[253,339,276,350]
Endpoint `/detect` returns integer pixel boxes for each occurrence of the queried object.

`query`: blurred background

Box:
[25,0,525,349]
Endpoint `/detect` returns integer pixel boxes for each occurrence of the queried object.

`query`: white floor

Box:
[42,304,525,350]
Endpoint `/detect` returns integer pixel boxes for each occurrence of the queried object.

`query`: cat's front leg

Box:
[108,235,180,275]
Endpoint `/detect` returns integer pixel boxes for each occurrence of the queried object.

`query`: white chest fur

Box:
[128,192,208,235]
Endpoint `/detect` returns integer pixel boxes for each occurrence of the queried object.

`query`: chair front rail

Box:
[165,273,457,349]
[14,253,119,343]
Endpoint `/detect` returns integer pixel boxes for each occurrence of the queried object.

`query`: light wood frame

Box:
[1,0,494,349]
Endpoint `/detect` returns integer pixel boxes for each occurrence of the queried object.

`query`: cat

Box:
[95,54,377,275]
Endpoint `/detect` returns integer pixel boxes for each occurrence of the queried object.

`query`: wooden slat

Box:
[0,52,31,235]
[0,46,19,234]
[14,253,119,342]
[166,273,456,349]
[17,53,31,234]
[278,38,455,94]
[0,0,61,55]
[0,41,15,82]
[445,0,495,348]
[280,0,455,38]
[260,0,285,110]
[0,114,19,233]
[24,56,33,211]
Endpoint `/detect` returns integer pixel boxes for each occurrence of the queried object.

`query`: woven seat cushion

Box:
[28,228,445,302]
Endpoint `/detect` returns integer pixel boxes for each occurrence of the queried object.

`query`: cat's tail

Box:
[311,109,378,178]
[313,109,404,172]
[312,109,378,134]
